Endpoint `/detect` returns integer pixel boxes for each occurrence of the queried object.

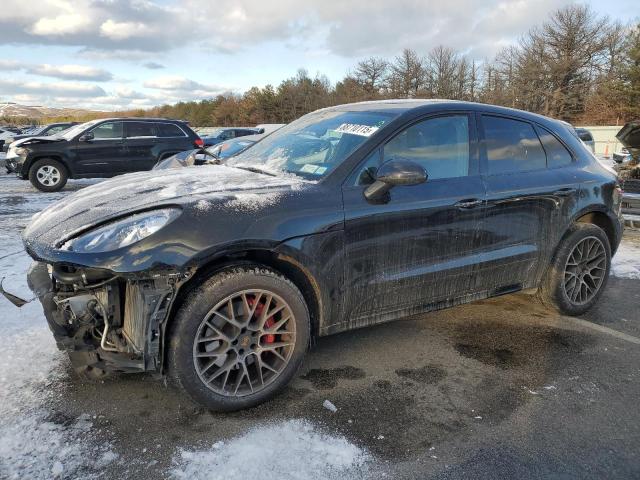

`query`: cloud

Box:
[143,76,209,91]
[25,64,113,81]
[0,0,574,60]
[99,19,152,40]
[143,62,165,70]
[0,78,106,98]
[0,60,113,81]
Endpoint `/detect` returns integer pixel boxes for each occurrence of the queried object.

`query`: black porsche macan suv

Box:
[17,100,623,411]
[6,118,202,191]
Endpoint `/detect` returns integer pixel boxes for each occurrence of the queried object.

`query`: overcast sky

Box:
[0,0,637,111]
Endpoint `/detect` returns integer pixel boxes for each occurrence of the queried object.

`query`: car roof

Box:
[91,117,187,123]
[326,99,565,128]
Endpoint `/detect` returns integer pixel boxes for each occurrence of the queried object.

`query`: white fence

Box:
[577,125,624,157]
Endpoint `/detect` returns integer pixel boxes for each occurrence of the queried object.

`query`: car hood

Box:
[616,122,640,159]
[23,165,307,248]
[11,135,65,147]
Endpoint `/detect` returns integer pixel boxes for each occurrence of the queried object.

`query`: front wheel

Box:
[538,223,611,315]
[168,266,310,411]
[28,159,68,192]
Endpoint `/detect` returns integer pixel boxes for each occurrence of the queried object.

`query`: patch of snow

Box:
[611,238,640,279]
[0,176,117,479]
[170,419,370,480]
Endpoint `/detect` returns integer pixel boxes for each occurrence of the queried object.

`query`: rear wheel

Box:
[538,223,611,315]
[168,266,309,411]
[28,158,68,192]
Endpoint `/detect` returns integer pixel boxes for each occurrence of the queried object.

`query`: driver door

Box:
[338,113,486,329]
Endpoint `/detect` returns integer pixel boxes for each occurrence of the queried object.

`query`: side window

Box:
[157,123,185,137]
[47,125,67,135]
[483,116,546,174]
[383,115,470,180]
[536,126,573,168]
[125,122,156,138]
[91,122,123,139]
[353,149,382,186]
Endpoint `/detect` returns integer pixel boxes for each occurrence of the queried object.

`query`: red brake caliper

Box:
[249,297,275,344]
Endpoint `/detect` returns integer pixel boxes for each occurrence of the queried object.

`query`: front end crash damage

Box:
[27,261,189,376]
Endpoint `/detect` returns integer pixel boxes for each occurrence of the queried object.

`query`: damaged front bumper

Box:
[23,261,187,375]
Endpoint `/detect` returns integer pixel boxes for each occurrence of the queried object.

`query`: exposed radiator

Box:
[123,282,147,352]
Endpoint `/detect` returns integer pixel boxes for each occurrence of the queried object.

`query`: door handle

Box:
[553,188,577,197]
[455,198,483,209]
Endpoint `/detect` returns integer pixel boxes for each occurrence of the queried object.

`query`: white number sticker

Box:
[334,123,379,137]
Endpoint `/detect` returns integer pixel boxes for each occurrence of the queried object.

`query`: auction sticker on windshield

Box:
[334,123,380,137]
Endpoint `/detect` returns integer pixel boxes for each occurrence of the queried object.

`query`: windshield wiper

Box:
[232,165,278,177]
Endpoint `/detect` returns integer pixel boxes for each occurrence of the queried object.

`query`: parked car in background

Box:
[200,127,263,147]
[6,118,203,191]
[614,147,633,163]
[616,120,640,214]
[575,127,595,153]
[3,122,79,152]
[4,122,80,173]
[14,100,623,411]
[153,134,263,170]
[0,126,19,151]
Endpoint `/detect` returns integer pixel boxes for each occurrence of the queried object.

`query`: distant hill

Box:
[0,102,99,122]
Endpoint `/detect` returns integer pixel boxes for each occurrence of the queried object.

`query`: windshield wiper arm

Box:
[232,166,278,177]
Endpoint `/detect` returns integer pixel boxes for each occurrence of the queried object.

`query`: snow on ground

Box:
[612,236,640,280]
[170,419,370,480]
[0,176,117,479]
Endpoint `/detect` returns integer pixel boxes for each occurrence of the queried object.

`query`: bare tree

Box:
[387,49,425,98]
[354,57,389,96]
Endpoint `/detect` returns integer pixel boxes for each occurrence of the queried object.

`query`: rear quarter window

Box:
[157,123,186,138]
[536,126,573,168]
[482,115,546,174]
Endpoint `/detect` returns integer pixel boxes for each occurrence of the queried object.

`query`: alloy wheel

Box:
[563,236,607,305]
[193,289,296,397]
[36,165,61,187]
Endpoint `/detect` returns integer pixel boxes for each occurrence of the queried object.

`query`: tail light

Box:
[194,138,204,148]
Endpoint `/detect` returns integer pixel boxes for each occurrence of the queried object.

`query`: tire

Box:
[538,223,611,316]
[168,266,310,411]
[28,158,68,192]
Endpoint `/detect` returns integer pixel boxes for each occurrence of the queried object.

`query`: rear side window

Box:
[483,116,546,174]
[157,123,186,137]
[384,115,470,180]
[91,122,123,139]
[125,122,156,138]
[536,127,573,167]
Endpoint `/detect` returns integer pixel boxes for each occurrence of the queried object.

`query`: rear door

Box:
[340,113,486,328]
[123,121,159,172]
[74,121,126,175]
[477,114,580,291]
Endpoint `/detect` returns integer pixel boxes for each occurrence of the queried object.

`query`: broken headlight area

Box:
[29,261,184,376]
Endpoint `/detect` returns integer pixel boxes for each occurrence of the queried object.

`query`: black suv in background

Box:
[7,118,202,191]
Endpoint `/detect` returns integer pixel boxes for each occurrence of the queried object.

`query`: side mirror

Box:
[78,132,94,142]
[364,158,427,202]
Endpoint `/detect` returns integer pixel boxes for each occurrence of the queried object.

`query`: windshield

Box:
[209,140,255,159]
[228,109,396,180]
[60,120,102,140]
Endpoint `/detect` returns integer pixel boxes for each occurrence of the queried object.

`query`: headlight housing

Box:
[61,208,180,253]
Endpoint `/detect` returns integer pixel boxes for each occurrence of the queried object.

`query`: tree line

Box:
[8,4,640,127]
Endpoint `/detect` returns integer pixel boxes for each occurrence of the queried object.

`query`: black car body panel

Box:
[9,118,201,180]
[20,100,624,375]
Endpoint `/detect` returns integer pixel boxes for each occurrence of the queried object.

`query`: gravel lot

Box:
[1,173,639,479]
